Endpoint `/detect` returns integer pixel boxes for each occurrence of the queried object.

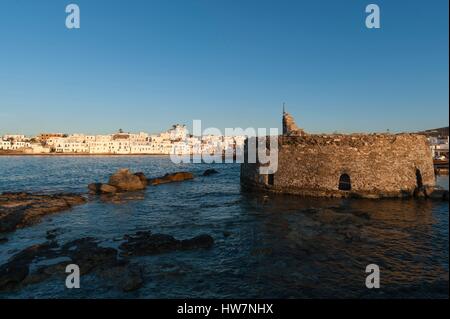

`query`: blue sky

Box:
[0,0,448,135]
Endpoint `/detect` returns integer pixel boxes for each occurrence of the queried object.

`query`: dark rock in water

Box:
[203,169,219,176]
[180,234,214,250]
[134,172,148,186]
[428,189,449,201]
[88,183,117,195]
[61,237,119,274]
[24,262,68,286]
[223,231,231,238]
[108,168,146,191]
[0,230,213,292]
[46,228,62,240]
[95,261,143,292]
[88,183,102,194]
[0,241,59,291]
[0,192,87,233]
[120,264,144,292]
[149,172,194,186]
[120,232,178,256]
[100,184,117,194]
[413,187,427,198]
[0,262,29,291]
[0,237,135,292]
[119,231,214,256]
[0,237,7,244]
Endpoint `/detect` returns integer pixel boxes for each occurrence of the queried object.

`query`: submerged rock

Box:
[0,241,59,291]
[61,237,119,274]
[428,189,449,201]
[203,169,219,176]
[0,229,212,292]
[88,183,102,194]
[45,228,62,241]
[180,234,215,250]
[120,264,144,292]
[0,192,86,233]
[0,238,129,292]
[149,172,194,186]
[119,231,214,256]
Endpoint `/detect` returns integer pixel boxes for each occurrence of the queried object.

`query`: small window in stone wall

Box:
[338,174,351,191]
[268,174,274,186]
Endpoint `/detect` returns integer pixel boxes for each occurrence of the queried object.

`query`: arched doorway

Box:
[268,174,274,186]
[338,174,351,191]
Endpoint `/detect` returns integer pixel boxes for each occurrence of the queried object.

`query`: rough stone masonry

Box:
[240,112,436,198]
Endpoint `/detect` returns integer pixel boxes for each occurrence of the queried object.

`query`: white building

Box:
[11,141,27,150]
[0,140,12,150]
[3,134,25,141]
[429,136,449,159]
[55,141,89,153]
[23,143,51,154]
[168,124,188,141]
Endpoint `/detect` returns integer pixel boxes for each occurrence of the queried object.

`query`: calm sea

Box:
[0,156,448,298]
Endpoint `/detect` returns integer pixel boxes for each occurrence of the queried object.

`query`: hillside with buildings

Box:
[0,124,246,156]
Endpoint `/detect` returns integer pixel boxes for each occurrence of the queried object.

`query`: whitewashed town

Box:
[0,124,448,163]
[0,124,247,156]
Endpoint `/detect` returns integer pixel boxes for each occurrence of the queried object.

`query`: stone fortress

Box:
[240,110,436,198]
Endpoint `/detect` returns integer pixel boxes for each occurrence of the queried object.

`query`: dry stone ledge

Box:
[88,169,146,194]
[149,172,194,186]
[88,169,195,195]
[0,192,87,233]
[108,168,146,191]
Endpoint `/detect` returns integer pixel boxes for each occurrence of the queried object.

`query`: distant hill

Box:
[418,127,449,137]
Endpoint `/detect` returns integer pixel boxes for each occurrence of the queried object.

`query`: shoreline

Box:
[0,152,172,157]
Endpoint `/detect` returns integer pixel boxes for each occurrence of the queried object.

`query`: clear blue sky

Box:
[0,0,448,135]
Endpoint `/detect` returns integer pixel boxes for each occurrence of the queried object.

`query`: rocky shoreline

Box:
[0,168,218,293]
[1,168,213,235]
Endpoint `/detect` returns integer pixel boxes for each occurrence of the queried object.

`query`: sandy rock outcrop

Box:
[108,169,146,191]
[149,172,194,186]
[0,192,86,233]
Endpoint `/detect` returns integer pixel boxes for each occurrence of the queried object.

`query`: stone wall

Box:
[240,133,435,198]
[282,112,305,136]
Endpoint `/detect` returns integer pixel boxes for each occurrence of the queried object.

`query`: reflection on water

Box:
[0,156,448,298]
[436,175,449,190]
